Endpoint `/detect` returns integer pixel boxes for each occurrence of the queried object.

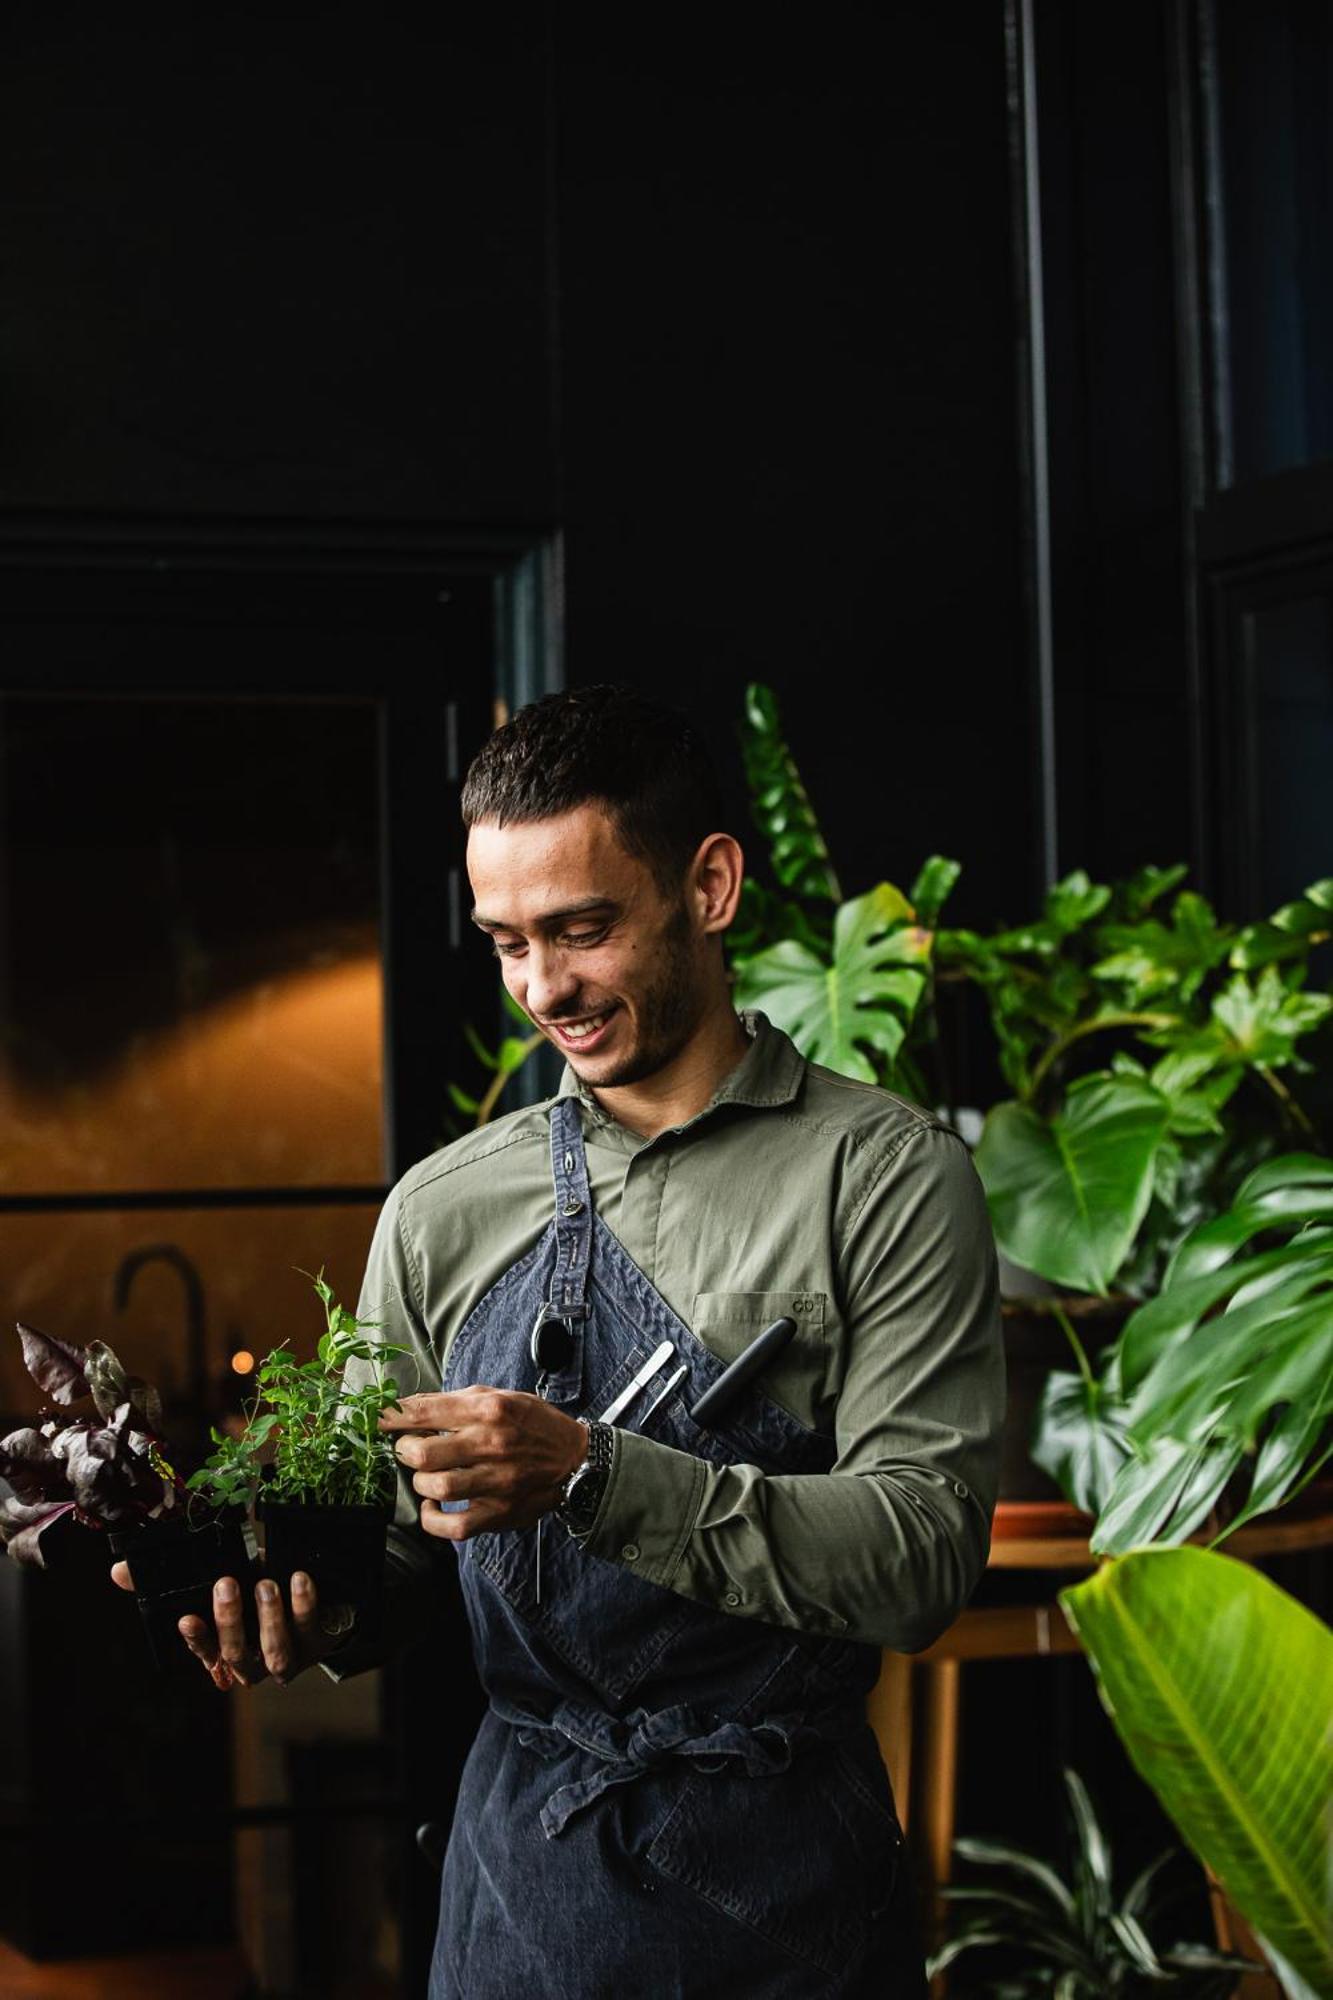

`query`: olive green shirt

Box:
[331,1011,1004,1675]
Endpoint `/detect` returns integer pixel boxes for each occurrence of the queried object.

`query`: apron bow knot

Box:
[493,1693,843,1839]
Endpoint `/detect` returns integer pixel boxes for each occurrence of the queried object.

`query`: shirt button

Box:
[724,1590,741,1608]
[953,1481,968,1499]
[621,1543,640,1562]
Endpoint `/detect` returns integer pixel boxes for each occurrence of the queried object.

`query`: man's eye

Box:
[562,930,606,948]
[490,940,526,959]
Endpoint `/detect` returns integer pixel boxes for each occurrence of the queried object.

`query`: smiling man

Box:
[129,685,1004,1997]
[364,684,1006,1997]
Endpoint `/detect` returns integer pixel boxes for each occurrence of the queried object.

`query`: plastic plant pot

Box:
[108,1505,259,1672]
[257,1494,391,1640]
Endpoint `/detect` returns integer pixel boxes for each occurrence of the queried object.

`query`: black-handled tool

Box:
[689,1316,797,1427]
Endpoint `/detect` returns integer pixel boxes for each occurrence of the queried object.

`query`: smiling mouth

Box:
[544,1006,618,1044]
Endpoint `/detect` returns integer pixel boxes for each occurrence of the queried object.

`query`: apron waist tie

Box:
[490,1692,863,1839]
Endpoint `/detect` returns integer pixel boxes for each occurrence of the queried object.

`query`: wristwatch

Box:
[555,1420,614,1539]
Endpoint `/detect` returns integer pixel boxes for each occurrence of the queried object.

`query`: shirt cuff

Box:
[579,1425,708,1586]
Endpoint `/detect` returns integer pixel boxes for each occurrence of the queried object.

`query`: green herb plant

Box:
[188,1270,411,1514]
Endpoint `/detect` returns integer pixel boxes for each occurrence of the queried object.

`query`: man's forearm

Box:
[578,1427,992,1652]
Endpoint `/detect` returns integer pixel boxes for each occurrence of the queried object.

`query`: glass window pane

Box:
[0,1203,382,1432]
[1251,592,1333,910]
[1217,3,1333,483]
[0,695,384,1195]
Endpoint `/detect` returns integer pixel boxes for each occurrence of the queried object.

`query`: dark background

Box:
[1,2,1330,1991]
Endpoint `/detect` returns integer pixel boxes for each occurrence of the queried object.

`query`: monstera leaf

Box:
[732,883,932,1083]
[975,1073,1171,1295]
[1102,1155,1333,1538]
[1062,1549,1333,1995]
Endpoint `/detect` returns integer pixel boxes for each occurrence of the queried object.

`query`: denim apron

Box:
[430,1098,926,1998]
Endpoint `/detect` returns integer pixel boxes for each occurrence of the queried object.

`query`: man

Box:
[116,685,1005,1996]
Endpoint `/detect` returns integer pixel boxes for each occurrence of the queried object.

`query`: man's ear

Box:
[689,833,745,936]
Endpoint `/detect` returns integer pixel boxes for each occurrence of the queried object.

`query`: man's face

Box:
[466,805,710,1089]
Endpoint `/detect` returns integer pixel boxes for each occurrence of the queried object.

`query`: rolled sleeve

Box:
[583,1125,1005,1651]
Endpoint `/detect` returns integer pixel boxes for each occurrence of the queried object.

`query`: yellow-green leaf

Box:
[1061,1549,1333,1991]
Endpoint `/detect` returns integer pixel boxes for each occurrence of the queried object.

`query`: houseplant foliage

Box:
[189,1269,409,1626]
[1035,1150,1333,1539]
[0,1322,259,1668]
[928,1765,1259,1993]
[0,1323,180,1564]
[956,873,1333,1302]
[1061,1550,1333,1996]
[729,683,958,1096]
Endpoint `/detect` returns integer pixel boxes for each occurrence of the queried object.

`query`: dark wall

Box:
[555,13,1031,924]
[1,5,1032,924]
[0,8,556,523]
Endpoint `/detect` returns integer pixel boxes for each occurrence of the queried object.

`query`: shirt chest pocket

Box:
[689,1289,831,1433]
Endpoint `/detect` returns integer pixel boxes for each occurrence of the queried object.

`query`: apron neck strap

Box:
[548,1097,593,1315]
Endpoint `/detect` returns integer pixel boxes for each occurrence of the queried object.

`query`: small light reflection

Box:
[231,1349,256,1375]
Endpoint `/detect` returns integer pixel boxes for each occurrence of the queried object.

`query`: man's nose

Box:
[522,944,580,1021]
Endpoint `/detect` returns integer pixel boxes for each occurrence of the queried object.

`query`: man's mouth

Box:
[544,1006,619,1051]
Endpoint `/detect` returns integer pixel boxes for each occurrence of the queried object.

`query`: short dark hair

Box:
[461,685,723,892]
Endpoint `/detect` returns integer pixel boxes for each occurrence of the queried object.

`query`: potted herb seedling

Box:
[0,1322,257,1669]
[189,1270,408,1640]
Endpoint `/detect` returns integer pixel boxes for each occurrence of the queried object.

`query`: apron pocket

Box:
[646,1746,902,1982]
[689,1289,830,1433]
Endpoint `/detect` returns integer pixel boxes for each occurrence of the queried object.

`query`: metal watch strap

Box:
[556,1419,614,1535]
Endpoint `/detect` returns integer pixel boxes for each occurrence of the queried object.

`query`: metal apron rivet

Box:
[564,1150,575,1173]
[562,1197,584,1216]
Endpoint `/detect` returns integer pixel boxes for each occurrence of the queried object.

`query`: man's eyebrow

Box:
[469,898,621,932]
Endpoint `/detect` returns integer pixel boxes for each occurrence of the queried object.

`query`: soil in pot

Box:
[258,1495,390,1640]
[108,1505,258,1672]
[1000,1296,1131,1503]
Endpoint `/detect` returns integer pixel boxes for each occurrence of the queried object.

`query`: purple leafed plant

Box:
[0,1324,180,1566]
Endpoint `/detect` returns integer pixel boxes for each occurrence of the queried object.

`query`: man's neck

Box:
[589,1006,750,1139]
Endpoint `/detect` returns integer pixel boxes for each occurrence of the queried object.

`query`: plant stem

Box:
[1026,1011,1179,1103]
[1255,1063,1317,1138]
[475,1032,544,1126]
[1052,1303,1098,1396]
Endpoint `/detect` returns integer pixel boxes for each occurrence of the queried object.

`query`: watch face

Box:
[564,1461,607,1528]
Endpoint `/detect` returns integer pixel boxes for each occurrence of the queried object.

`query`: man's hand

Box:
[380,1388,588,1540]
[109,1562,343,1690]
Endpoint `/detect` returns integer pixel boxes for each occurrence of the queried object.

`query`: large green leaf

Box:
[1061,1550,1333,1993]
[1090,1433,1245,1554]
[1030,1366,1132,1515]
[731,883,931,1083]
[1109,1159,1333,1532]
[975,1073,1171,1295]
[739,681,842,902]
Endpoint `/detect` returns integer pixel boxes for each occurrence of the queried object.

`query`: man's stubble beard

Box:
[576,900,703,1090]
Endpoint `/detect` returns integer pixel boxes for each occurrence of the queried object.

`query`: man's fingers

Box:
[255,1579,294,1682]
[212,1576,261,1685]
[379,1386,501,1434]
[110,1559,134,1591]
[419,1495,506,1541]
[178,1612,239,1692]
[288,1569,320,1639]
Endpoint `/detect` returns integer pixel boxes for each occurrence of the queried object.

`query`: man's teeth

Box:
[562,1012,610,1040]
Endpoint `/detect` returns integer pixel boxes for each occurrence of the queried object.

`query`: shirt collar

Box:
[555,1009,804,1131]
